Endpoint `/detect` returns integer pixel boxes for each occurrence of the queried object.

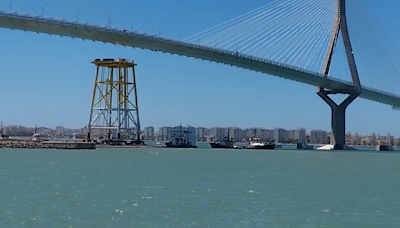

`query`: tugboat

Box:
[210,132,235,149]
[165,125,197,148]
[296,142,314,150]
[247,129,275,150]
[376,144,394,151]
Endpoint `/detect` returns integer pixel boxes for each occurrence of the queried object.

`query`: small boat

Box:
[296,142,313,150]
[247,141,275,150]
[31,125,45,141]
[210,132,234,149]
[246,130,275,150]
[376,144,394,151]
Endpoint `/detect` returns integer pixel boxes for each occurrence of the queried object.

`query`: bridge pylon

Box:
[86,58,142,144]
[318,0,361,150]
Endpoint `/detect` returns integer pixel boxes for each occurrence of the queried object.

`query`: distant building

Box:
[196,127,206,141]
[228,127,242,142]
[293,128,306,143]
[158,127,169,141]
[310,130,328,144]
[211,127,226,142]
[351,133,360,145]
[264,129,274,141]
[245,128,253,140]
[274,128,286,143]
[144,126,154,140]
[55,126,65,137]
[369,133,377,145]
[386,133,394,146]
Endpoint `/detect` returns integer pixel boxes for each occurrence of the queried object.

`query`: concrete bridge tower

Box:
[318,0,361,150]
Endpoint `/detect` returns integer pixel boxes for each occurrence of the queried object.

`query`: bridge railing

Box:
[1,11,400,100]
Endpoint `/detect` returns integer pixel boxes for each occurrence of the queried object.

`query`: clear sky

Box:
[0,0,399,135]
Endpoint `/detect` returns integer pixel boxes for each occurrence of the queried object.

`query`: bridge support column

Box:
[317,90,359,150]
[318,0,361,150]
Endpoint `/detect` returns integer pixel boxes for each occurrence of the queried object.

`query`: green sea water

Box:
[0,147,399,227]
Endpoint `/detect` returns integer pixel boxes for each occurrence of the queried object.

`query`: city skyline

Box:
[1,122,397,146]
[143,126,396,146]
[2,123,399,139]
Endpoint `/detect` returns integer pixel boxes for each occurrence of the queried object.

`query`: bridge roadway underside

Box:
[0,13,400,108]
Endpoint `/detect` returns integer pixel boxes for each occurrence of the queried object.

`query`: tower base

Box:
[317,89,359,150]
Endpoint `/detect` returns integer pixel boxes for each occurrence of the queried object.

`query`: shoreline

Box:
[0,139,96,150]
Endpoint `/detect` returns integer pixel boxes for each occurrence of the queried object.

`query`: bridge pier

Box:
[318,90,359,150]
[317,0,361,150]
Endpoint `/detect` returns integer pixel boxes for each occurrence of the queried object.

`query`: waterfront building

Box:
[273,128,286,143]
[144,126,155,140]
[310,130,328,144]
[196,127,206,141]
[293,128,306,143]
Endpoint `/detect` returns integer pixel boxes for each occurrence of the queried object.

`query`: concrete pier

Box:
[43,141,96,149]
[0,139,96,149]
[318,91,358,150]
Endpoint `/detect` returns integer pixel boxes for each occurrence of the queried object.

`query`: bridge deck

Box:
[0,11,400,107]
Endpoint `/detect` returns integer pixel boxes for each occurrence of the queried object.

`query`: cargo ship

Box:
[210,132,235,149]
[165,125,197,148]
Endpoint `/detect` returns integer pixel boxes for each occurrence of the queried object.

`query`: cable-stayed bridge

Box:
[0,0,399,149]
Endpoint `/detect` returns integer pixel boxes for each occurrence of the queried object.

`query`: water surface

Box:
[0,148,399,227]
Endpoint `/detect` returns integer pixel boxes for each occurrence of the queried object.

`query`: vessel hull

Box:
[210,142,234,149]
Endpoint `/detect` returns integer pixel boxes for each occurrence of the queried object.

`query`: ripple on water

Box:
[0,148,399,227]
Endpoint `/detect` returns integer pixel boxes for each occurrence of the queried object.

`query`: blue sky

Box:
[0,0,399,135]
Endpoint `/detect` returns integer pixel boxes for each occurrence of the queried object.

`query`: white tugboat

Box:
[247,129,275,150]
